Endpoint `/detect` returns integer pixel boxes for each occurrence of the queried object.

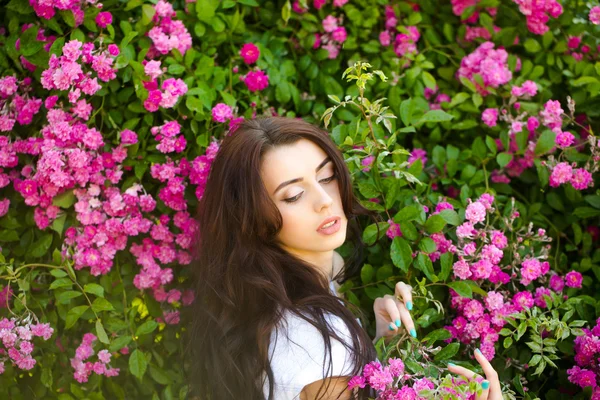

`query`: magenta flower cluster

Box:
[150,120,187,154]
[512,0,563,35]
[348,357,483,399]
[29,0,102,23]
[567,317,600,398]
[450,0,500,42]
[0,76,42,132]
[0,317,53,374]
[292,0,348,14]
[347,358,431,399]
[424,87,450,110]
[235,42,269,92]
[445,194,583,360]
[142,60,188,112]
[147,0,192,58]
[457,42,512,96]
[313,15,348,59]
[378,6,420,63]
[590,6,600,25]
[71,333,119,383]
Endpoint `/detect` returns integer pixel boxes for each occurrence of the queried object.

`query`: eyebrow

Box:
[273,157,332,195]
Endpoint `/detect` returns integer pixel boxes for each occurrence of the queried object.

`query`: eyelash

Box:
[283,175,337,203]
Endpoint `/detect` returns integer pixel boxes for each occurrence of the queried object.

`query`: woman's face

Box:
[260,139,348,267]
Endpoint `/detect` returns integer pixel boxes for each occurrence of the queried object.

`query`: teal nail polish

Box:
[389,323,395,331]
[448,362,456,367]
[482,380,490,390]
[409,328,417,338]
[406,301,413,311]
[395,319,401,327]
[475,348,482,355]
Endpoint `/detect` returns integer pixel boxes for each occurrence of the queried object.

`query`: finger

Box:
[474,349,501,395]
[394,299,416,338]
[395,281,413,311]
[476,380,490,400]
[447,363,477,381]
[381,296,402,332]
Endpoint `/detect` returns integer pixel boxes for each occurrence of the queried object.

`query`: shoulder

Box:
[266,309,355,395]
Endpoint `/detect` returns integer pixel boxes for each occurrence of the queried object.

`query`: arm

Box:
[300,376,355,400]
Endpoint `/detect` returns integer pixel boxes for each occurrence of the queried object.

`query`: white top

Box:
[261,281,362,400]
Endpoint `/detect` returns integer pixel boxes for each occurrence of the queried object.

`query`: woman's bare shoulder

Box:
[300,376,354,400]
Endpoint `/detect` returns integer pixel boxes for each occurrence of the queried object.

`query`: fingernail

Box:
[389,323,396,331]
[395,319,401,327]
[482,380,490,390]
[475,348,482,355]
[406,301,413,311]
[409,328,417,338]
[448,362,456,367]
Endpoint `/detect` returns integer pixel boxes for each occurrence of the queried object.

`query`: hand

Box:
[447,349,502,400]
[372,281,415,343]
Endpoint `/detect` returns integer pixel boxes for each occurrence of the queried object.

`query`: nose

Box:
[314,182,334,212]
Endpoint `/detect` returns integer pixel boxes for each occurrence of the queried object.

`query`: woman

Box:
[184,117,501,399]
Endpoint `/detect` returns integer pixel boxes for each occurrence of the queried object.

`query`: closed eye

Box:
[283,175,337,203]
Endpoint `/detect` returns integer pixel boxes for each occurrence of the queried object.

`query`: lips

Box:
[317,216,341,231]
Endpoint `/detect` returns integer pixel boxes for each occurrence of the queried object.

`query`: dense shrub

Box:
[0,0,599,398]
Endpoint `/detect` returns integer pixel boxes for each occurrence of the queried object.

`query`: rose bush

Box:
[0,0,599,398]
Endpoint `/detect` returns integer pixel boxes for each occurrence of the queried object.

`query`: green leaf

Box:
[415,253,435,281]
[149,364,171,385]
[92,298,115,313]
[447,281,473,298]
[423,328,452,344]
[424,214,446,233]
[84,283,105,298]
[571,76,600,87]
[390,237,413,273]
[29,233,53,258]
[439,252,454,281]
[417,110,454,124]
[57,291,83,304]
[421,71,436,90]
[535,130,556,155]
[20,26,44,56]
[419,237,437,254]
[136,320,158,336]
[109,335,133,353]
[523,38,541,53]
[0,230,19,242]
[400,99,414,126]
[281,0,291,23]
[65,305,89,329]
[196,0,218,21]
[438,209,459,226]
[434,342,460,361]
[238,0,259,5]
[96,319,110,344]
[362,222,386,245]
[141,4,156,25]
[394,205,420,222]
[573,207,600,218]
[496,152,513,168]
[129,349,148,380]
[167,64,185,75]
[7,0,33,14]
[485,136,497,155]
[361,264,374,284]
[49,278,73,290]
[449,92,470,108]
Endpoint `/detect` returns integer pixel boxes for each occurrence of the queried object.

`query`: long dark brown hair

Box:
[183,116,383,399]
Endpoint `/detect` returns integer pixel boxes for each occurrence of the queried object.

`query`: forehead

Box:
[260,139,330,187]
